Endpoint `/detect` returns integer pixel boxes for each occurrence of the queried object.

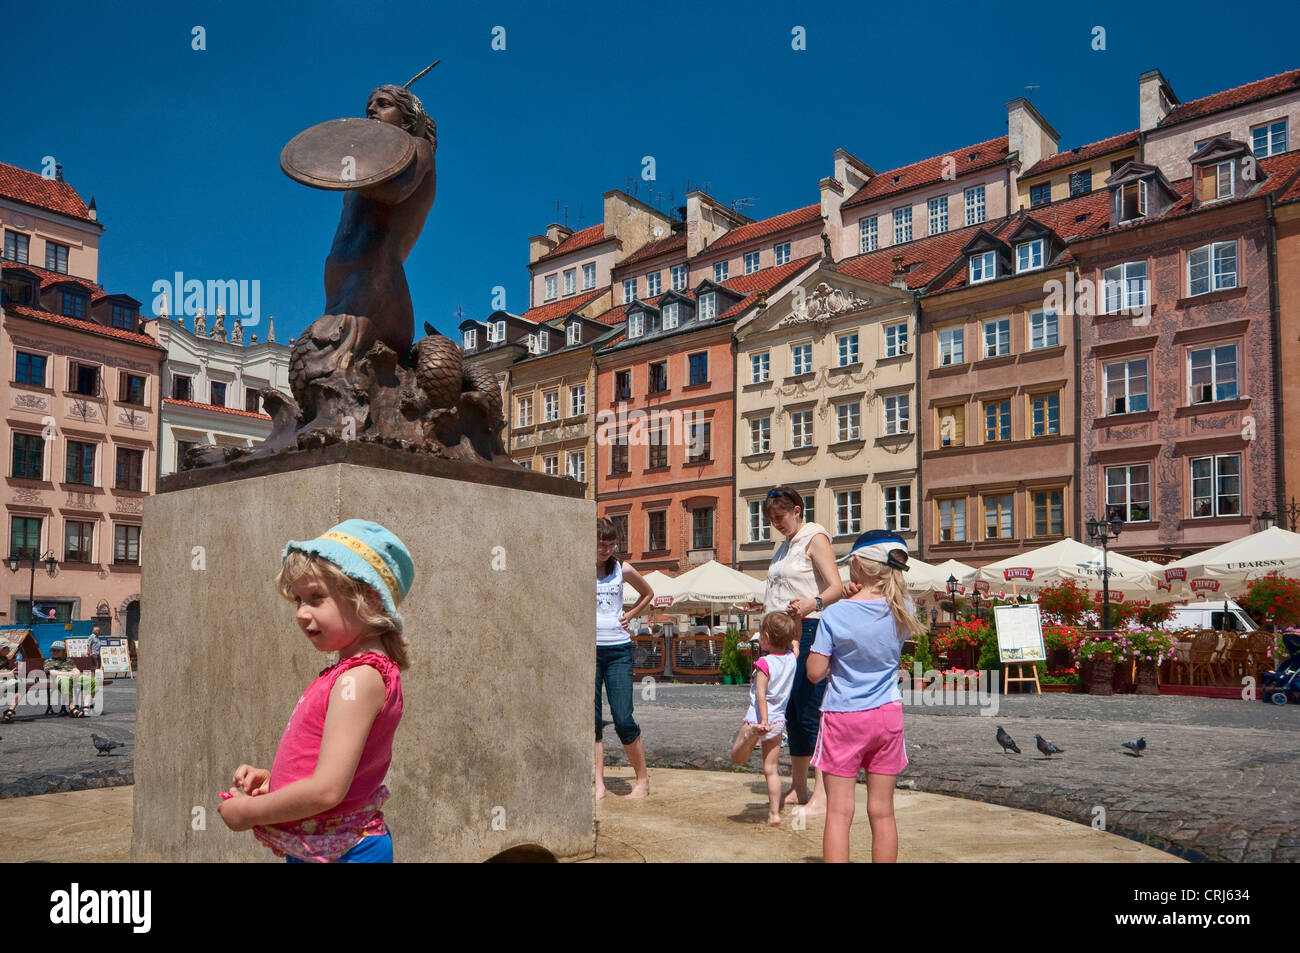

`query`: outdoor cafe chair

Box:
[1185,630,1221,685]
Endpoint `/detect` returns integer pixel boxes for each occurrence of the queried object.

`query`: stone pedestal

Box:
[131,445,596,861]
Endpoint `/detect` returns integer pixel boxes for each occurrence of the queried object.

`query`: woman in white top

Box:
[596,517,655,799]
[762,486,846,817]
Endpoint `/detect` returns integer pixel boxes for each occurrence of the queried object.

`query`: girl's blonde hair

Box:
[276,550,410,669]
[849,555,925,640]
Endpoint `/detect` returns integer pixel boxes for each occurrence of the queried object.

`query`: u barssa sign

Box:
[1223,560,1288,570]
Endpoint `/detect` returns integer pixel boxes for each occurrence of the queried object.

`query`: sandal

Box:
[69,706,85,718]
[3,709,13,723]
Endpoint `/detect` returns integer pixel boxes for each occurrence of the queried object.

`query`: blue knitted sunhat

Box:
[282,520,414,630]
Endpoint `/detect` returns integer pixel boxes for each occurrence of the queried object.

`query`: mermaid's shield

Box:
[280,117,416,191]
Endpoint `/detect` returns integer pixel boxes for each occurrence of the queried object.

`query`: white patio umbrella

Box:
[838,555,978,594]
[661,559,765,614]
[978,538,1174,601]
[1158,526,1300,597]
[623,570,678,608]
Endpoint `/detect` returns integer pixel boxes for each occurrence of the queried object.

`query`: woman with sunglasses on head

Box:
[761,485,845,817]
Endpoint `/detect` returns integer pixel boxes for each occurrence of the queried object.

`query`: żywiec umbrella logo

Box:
[1003,568,1034,580]
[1191,578,1221,591]
[1165,567,1187,582]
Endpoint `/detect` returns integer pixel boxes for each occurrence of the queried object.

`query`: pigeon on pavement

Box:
[92,733,123,756]
[996,725,1021,755]
[1122,737,1146,756]
[1035,734,1064,758]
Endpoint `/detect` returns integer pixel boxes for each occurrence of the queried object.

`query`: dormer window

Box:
[699,292,717,321]
[663,302,679,330]
[537,331,549,352]
[969,250,996,284]
[1016,239,1044,273]
[1197,160,1234,203]
[463,329,477,350]
[1117,180,1148,222]
[629,312,644,338]
[567,322,581,346]
[526,333,539,354]
[487,320,505,343]
[61,291,87,318]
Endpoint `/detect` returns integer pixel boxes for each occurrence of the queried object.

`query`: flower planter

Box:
[947,645,978,671]
[1086,657,1115,695]
[1112,658,1134,694]
[1040,682,1081,693]
[1135,659,1160,695]
[1047,648,1074,672]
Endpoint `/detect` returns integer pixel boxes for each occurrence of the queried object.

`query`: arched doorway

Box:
[123,598,140,641]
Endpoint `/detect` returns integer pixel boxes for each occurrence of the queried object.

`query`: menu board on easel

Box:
[101,638,132,676]
[992,604,1047,663]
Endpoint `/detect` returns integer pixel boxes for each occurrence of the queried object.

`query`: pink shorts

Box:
[811,702,907,778]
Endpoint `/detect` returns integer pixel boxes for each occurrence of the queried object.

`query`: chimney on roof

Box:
[890,254,909,290]
[1139,69,1178,132]
[55,163,64,183]
[1006,98,1060,175]
[603,191,672,262]
[88,196,97,221]
[545,223,573,247]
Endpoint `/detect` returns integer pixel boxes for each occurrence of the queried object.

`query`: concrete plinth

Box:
[132,450,595,861]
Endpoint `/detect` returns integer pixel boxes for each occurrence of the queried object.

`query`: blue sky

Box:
[4,0,1297,343]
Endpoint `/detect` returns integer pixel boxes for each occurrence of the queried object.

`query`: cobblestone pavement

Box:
[602,683,1300,863]
[0,678,135,798]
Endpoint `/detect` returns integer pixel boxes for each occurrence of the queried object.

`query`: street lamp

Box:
[1257,510,1276,532]
[1086,517,1123,632]
[929,607,938,628]
[7,550,58,622]
[946,574,958,620]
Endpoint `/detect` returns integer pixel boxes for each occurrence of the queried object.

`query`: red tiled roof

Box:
[1072,150,1300,241]
[517,286,606,324]
[1021,131,1140,178]
[163,398,270,420]
[621,232,687,267]
[590,302,632,326]
[843,137,1009,210]
[926,191,1111,293]
[1160,68,1300,129]
[2,259,117,303]
[3,303,163,350]
[721,254,819,296]
[838,220,1003,290]
[533,224,610,265]
[0,161,95,221]
[593,255,819,336]
[704,204,822,254]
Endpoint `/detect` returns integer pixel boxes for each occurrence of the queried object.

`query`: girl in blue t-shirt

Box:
[806,530,924,863]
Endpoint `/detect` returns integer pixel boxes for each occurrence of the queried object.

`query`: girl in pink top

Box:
[218,519,414,863]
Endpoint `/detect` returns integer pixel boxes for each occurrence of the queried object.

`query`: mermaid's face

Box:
[367,92,404,129]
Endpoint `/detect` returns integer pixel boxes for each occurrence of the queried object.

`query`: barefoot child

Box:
[218,519,413,863]
[806,530,924,863]
[731,611,800,825]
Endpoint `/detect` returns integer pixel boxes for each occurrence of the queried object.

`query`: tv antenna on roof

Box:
[1024,83,1040,101]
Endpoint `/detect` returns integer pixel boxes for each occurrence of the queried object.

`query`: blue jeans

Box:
[595,642,640,745]
[786,619,827,757]
[285,830,393,863]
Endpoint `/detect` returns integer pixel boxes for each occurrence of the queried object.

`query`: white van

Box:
[1166,600,1258,633]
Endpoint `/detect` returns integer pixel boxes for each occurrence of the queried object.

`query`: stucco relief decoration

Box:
[774,366,875,423]
[67,399,100,424]
[13,488,43,504]
[743,455,772,472]
[830,444,864,462]
[775,283,872,338]
[115,497,144,515]
[66,492,94,509]
[14,393,49,412]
